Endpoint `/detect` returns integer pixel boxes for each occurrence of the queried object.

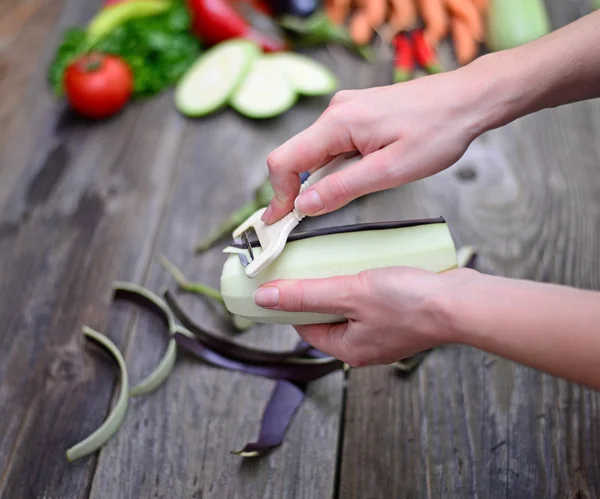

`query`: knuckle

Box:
[329,90,352,106]
[280,281,306,312]
[321,104,343,125]
[266,150,282,174]
[325,173,352,205]
[355,270,373,294]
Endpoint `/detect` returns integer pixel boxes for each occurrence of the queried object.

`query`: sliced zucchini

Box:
[271,52,338,96]
[175,39,260,117]
[230,56,297,119]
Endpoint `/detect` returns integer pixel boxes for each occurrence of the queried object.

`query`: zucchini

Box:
[175,39,260,117]
[220,220,458,325]
[270,52,338,96]
[230,55,297,119]
[486,0,551,52]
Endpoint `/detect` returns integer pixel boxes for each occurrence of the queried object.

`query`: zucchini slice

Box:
[271,52,338,96]
[230,55,297,119]
[175,39,260,117]
[220,220,458,325]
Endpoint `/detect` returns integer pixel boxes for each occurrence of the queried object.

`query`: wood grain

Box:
[2,0,600,497]
[338,2,600,498]
[0,4,380,495]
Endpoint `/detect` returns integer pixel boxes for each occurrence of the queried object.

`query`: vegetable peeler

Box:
[223,152,362,278]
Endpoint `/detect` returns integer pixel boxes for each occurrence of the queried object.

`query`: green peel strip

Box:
[159,255,255,331]
[112,281,178,397]
[66,326,129,462]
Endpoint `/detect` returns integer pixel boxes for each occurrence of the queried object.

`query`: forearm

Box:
[460,10,600,136]
[447,271,600,389]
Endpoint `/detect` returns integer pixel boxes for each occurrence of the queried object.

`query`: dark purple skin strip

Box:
[464,252,479,270]
[164,290,320,365]
[232,379,307,457]
[173,333,344,383]
[230,217,446,249]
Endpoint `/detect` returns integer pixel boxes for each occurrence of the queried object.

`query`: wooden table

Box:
[2,1,600,497]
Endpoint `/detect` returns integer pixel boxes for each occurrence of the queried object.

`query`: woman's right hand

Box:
[261,63,494,225]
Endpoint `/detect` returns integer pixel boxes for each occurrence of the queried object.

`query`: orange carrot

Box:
[348,9,373,45]
[326,0,352,25]
[417,0,449,46]
[451,16,477,65]
[367,0,388,28]
[389,0,418,32]
[445,0,483,41]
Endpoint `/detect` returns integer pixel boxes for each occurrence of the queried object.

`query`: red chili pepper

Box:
[411,29,443,74]
[187,0,287,52]
[393,32,413,83]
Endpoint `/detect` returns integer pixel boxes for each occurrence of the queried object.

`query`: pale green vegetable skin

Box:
[175,39,261,117]
[486,0,551,52]
[220,222,458,325]
[66,326,129,462]
[456,245,476,268]
[112,281,178,397]
[270,52,338,96]
[230,56,297,119]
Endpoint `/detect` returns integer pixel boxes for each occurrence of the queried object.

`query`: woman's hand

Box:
[253,266,476,366]
[261,69,489,224]
[254,267,600,390]
[262,9,600,225]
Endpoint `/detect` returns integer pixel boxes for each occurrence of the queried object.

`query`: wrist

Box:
[451,46,550,139]
[433,267,486,346]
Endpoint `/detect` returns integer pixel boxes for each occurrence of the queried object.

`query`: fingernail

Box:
[254,287,280,308]
[261,205,273,223]
[296,189,324,215]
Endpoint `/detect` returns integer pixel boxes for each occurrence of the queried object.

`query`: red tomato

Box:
[64,53,133,119]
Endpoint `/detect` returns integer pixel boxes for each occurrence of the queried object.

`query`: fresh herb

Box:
[48,0,202,98]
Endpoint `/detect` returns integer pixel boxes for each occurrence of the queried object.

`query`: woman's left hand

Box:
[253,266,478,366]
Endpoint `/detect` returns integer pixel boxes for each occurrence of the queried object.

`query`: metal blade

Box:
[226,230,256,267]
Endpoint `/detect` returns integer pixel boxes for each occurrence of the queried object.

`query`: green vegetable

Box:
[66,326,129,462]
[111,281,179,397]
[87,0,171,46]
[270,52,338,96]
[485,0,551,52]
[194,177,274,253]
[278,13,375,61]
[159,255,255,331]
[230,55,297,119]
[392,352,428,373]
[175,38,260,117]
[48,0,202,98]
[220,219,458,325]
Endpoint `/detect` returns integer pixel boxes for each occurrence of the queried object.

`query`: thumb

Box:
[294,145,398,216]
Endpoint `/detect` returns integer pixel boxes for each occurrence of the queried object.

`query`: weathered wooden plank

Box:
[338,2,600,498]
[0,4,385,495]
[87,48,388,499]
[0,0,195,491]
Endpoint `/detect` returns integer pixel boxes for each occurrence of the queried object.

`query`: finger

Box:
[262,112,357,224]
[253,275,358,315]
[295,144,400,216]
[294,322,349,360]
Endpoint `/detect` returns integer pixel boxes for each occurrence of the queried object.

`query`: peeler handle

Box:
[294,152,362,215]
